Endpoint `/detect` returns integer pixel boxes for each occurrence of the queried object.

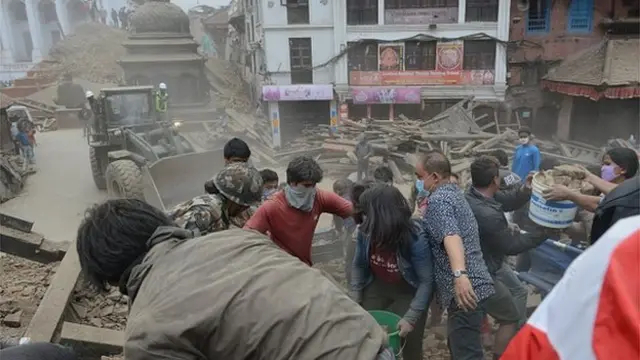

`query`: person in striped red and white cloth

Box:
[501,214,640,360]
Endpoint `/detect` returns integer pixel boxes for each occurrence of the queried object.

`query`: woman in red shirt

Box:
[350,185,434,360]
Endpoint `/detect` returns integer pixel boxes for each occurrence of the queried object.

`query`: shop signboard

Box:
[384,7,458,25]
[349,70,495,86]
[262,84,334,102]
[268,102,281,148]
[329,100,338,134]
[351,87,422,104]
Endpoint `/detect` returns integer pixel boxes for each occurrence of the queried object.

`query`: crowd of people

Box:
[87,1,131,31]
[2,131,639,359]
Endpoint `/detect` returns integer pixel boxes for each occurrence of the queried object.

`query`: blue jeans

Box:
[21,145,35,164]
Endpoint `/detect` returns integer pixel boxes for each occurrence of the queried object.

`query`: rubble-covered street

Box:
[0,254,58,342]
[1,0,638,358]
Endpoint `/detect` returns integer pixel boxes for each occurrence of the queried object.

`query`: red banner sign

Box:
[349,70,495,86]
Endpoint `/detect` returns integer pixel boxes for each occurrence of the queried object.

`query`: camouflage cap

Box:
[212,162,264,206]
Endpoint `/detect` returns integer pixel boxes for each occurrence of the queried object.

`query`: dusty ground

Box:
[0,129,108,243]
[0,253,59,342]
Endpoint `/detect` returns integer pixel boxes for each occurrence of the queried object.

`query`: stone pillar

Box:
[377,0,385,24]
[0,4,15,63]
[268,101,282,148]
[25,0,43,62]
[55,0,71,36]
[556,95,573,141]
[457,0,466,23]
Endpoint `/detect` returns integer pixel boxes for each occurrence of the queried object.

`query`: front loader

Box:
[87,86,199,200]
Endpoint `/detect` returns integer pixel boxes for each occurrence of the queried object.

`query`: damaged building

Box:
[506,0,639,143]
[230,0,511,148]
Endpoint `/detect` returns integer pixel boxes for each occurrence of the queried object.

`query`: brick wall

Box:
[507,0,635,85]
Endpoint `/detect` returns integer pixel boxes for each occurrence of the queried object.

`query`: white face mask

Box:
[519,137,530,145]
[284,185,316,212]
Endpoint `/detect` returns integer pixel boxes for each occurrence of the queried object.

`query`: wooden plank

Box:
[24,242,81,342]
[0,225,64,264]
[60,322,125,350]
[472,129,516,151]
[420,133,495,141]
[0,212,34,232]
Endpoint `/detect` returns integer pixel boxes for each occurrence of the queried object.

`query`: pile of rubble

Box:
[0,254,59,342]
[205,58,254,112]
[35,23,127,83]
[70,283,128,331]
[276,98,605,181]
[0,153,34,204]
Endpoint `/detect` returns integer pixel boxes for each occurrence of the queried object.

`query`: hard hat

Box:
[85,90,94,98]
[158,82,167,90]
[212,162,263,206]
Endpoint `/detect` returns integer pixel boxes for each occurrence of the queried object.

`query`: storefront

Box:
[348,86,422,120]
[342,39,499,121]
[262,84,335,148]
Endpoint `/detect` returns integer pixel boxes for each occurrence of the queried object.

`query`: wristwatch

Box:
[453,270,468,278]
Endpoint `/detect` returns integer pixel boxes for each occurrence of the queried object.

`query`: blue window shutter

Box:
[568,0,594,33]
[527,0,551,34]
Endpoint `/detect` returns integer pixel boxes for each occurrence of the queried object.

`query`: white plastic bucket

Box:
[528,175,578,229]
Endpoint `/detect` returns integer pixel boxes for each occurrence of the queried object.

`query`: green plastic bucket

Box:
[369,310,402,356]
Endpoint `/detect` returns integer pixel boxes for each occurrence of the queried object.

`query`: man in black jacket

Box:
[465,156,557,357]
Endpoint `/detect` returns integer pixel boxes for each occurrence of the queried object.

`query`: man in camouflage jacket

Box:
[168,162,263,235]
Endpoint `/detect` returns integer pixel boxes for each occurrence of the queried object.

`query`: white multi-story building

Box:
[0,0,127,82]
[238,0,510,147]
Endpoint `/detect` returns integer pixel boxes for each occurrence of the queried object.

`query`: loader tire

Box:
[105,160,144,200]
[89,147,107,190]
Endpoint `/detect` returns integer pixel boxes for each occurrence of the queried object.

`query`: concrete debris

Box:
[537,165,595,193]
[101,356,124,360]
[0,254,59,343]
[35,23,127,83]
[0,154,29,203]
[205,58,254,112]
[71,283,128,331]
[2,310,23,328]
[39,118,58,132]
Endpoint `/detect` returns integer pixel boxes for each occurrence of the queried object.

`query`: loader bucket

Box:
[142,149,225,211]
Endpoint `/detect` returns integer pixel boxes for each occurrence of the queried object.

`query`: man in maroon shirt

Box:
[244,156,353,265]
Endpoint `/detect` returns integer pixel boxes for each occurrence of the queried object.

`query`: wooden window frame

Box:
[347,42,379,71]
[347,0,378,25]
[404,41,437,71]
[463,40,496,70]
[285,0,310,25]
[289,37,313,84]
[465,0,498,22]
[567,0,594,33]
[527,0,551,34]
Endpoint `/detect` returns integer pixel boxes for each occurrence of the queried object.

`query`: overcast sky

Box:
[172,0,231,11]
